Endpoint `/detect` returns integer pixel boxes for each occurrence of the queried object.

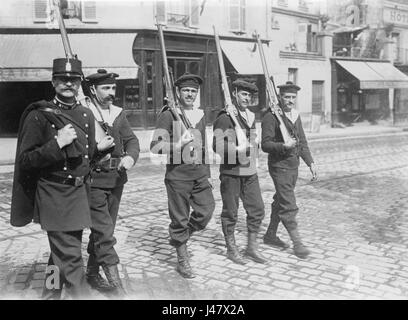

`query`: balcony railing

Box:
[167,13,189,27]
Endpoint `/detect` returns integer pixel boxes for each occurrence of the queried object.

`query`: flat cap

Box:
[174,73,203,89]
[277,81,301,94]
[52,58,83,78]
[86,69,119,85]
[232,79,258,93]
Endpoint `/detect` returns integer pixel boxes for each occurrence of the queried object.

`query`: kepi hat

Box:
[52,58,83,78]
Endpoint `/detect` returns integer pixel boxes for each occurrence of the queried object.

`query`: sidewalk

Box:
[1,121,406,166]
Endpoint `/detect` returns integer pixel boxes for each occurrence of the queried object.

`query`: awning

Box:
[336,60,408,89]
[331,25,368,34]
[220,40,273,75]
[0,33,138,82]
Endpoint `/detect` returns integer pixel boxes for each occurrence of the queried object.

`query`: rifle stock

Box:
[213,26,247,146]
[254,32,294,145]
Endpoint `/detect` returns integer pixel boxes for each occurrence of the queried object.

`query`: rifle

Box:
[156,21,193,143]
[52,0,108,142]
[213,26,247,147]
[254,31,294,145]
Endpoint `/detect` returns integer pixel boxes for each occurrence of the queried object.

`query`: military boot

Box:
[224,233,247,265]
[101,264,126,298]
[263,213,290,249]
[244,232,267,264]
[86,255,113,292]
[287,228,310,259]
[176,243,195,279]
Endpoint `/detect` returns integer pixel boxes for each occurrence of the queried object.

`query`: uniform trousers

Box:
[220,173,265,235]
[87,185,123,267]
[268,167,299,231]
[44,230,90,299]
[164,176,215,247]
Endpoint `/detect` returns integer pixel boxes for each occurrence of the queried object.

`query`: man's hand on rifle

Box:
[283,138,297,150]
[97,135,115,151]
[56,124,77,149]
[175,130,194,150]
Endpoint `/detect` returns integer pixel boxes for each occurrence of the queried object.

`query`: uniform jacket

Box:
[86,101,140,188]
[150,106,210,181]
[212,107,258,176]
[261,108,313,169]
[11,100,97,231]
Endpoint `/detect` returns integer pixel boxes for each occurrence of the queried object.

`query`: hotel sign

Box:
[384,7,408,26]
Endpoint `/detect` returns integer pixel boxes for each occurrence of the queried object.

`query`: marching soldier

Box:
[213,79,267,265]
[83,69,140,297]
[10,58,114,299]
[261,81,317,259]
[150,73,215,279]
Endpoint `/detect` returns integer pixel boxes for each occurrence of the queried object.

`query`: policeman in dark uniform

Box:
[150,73,215,279]
[213,79,267,265]
[261,81,317,259]
[10,58,114,299]
[83,69,140,296]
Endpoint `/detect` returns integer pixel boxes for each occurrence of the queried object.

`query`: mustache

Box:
[104,95,115,101]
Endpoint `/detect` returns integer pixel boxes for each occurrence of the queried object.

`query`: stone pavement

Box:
[0,132,408,300]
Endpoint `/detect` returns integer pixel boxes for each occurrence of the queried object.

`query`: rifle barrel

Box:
[254,32,293,144]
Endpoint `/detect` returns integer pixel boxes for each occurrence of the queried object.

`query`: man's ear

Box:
[90,85,96,96]
[175,87,180,98]
[232,89,236,99]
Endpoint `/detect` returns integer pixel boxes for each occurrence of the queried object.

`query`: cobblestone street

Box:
[0,132,408,300]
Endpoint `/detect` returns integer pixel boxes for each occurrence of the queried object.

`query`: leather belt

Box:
[43,173,89,187]
[95,157,122,171]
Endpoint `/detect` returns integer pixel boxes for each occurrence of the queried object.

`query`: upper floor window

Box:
[33,0,97,23]
[229,0,246,34]
[295,22,318,53]
[155,0,200,28]
[298,0,308,12]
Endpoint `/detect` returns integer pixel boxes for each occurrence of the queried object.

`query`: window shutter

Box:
[81,0,97,23]
[296,22,308,52]
[33,0,50,22]
[229,0,240,31]
[156,1,166,24]
[190,0,200,27]
[240,0,246,32]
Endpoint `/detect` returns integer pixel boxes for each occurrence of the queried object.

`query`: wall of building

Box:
[268,2,332,129]
[0,0,271,39]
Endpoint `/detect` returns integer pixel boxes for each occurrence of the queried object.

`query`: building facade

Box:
[0,0,332,134]
[326,0,408,126]
[268,0,332,132]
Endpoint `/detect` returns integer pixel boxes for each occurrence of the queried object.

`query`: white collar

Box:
[239,108,255,127]
[86,99,122,126]
[180,108,204,128]
[284,108,299,124]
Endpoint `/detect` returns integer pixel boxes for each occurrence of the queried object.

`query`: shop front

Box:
[0,32,138,135]
[130,30,270,129]
[331,57,408,125]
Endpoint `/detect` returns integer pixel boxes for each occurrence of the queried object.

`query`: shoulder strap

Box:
[38,107,87,135]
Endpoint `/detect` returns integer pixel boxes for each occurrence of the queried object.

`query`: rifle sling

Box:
[39,107,88,135]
